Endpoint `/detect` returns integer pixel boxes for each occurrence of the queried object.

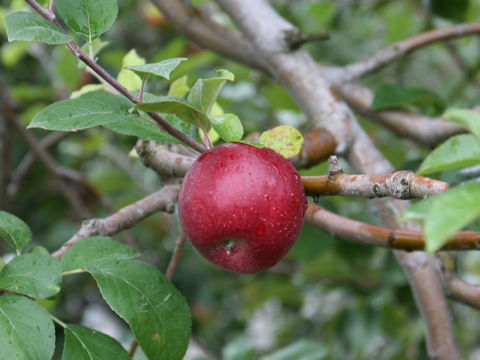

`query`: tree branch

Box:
[306,202,480,251]
[340,83,465,147]
[165,232,187,281]
[303,170,448,199]
[447,275,480,310]
[339,23,480,82]
[52,185,179,259]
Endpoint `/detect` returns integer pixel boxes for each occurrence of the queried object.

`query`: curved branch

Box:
[340,23,480,82]
[303,171,448,199]
[340,83,465,147]
[52,185,179,258]
[447,275,480,310]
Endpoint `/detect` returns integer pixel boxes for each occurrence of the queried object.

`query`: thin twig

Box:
[165,232,187,281]
[52,185,179,258]
[340,23,480,82]
[24,0,207,154]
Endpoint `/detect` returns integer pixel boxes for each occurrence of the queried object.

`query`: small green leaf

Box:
[400,197,435,222]
[28,91,137,131]
[134,96,210,130]
[61,236,139,273]
[424,183,480,253]
[5,11,73,45]
[259,125,304,158]
[125,58,187,80]
[444,108,480,138]
[0,211,32,252]
[87,260,191,360]
[63,324,130,360]
[0,295,55,360]
[210,113,244,142]
[187,69,234,114]
[117,49,146,92]
[372,84,445,116]
[168,75,190,98]
[55,0,118,39]
[260,340,329,360]
[418,134,480,175]
[222,336,255,360]
[0,249,62,298]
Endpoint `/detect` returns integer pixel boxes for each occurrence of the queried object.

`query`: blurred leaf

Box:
[0,211,32,252]
[187,69,234,114]
[372,84,445,116]
[125,58,187,80]
[5,11,72,44]
[260,340,329,360]
[0,295,55,360]
[55,0,118,39]
[222,336,255,360]
[87,260,191,360]
[134,96,210,130]
[28,91,137,131]
[259,125,304,158]
[443,108,480,138]
[418,134,480,175]
[400,197,435,222]
[61,237,139,273]
[168,75,190,98]
[425,183,480,253]
[429,0,469,21]
[0,249,61,298]
[70,84,106,99]
[117,49,146,92]
[63,324,130,360]
[210,113,244,142]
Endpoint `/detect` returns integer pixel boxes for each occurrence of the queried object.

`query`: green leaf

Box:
[187,69,234,114]
[62,236,139,273]
[429,0,469,21]
[134,96,210,130]
[400,197,435,222]
[0,295,55,360]
[55,0,118,39]
[259,125,304,158]
[87,260,191,360]
[168,75,190,98]
[70,84,106,99]
[103,116,182,144]
[0,249,62,298]
[372,84,445,116]
[418,134,480,175]
[443,108,480,138]
[117,49,146,92]
[28,91,137,131]
[260,340,329,360]
[125,58,187,80]
[424,183,480,253]
[0,211,32,252]
[5,11,73,45]
[63,324,130,360]
[209,113,244,142]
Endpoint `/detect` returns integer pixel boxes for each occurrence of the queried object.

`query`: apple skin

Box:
[178,142,307,273]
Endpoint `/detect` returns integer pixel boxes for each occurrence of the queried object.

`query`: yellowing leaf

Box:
[259,125,304,158]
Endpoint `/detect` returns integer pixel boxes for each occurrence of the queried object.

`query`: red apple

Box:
[178,142,306,273]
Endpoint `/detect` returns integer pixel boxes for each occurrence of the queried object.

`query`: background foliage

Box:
[1,0,480,359]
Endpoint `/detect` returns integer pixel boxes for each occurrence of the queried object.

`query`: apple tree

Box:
[1,0,480,359]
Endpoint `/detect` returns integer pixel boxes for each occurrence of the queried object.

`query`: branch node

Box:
[284,29,329,51]
[327,155,343,181]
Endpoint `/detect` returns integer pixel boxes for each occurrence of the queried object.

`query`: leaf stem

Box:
[50,314,67,328]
